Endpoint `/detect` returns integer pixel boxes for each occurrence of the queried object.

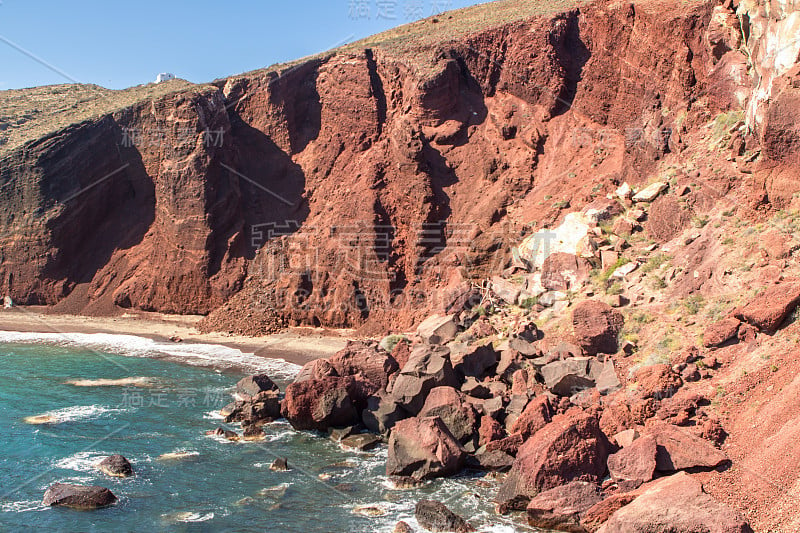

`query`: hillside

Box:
[1,0,800,527]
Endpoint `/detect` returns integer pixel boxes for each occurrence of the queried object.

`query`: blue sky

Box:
[0,0,486,90]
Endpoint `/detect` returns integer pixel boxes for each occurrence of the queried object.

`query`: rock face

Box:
[97,454,133,478]
[281,377,358,431]
[599,472,753,533]
[572,301,624,355]
[386,416,465,480]
[0,0,738,336]
[497,412,611,511]
[42,483,117,509]
[414,500,475,533]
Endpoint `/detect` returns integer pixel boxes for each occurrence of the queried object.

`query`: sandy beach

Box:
[0,307,351,366]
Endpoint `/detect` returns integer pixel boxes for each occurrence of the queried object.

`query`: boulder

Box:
[415,499,475,533]
[606,435,657,490]
[42,483,117,509]
[509,395,552,439]
[612,428,640,448]
[281,377,359,431]
[242,425,266,440]
[526,481,604,532]
[419,386,478,445]
[540,358,602,396]
[225,390,282,424]
[580,491,641,532]
[645,420,729,472]
[478,415,505,447]
[387,416,466,480]
[235,373,279,399]
[572,301,624,355]
[469,449,515,472]
[632,182,667,203]
[417,314,459,345]
[466,395,504,419]
[491,276,522,304]
[541,252,592,291]
[595,360,621,395]
[450,344,498,379]
[393,521,414,533]
[735,282,800,333]
[327,340,399,389]
[97,454,133,478]
[295,358,338,383]
[497,411,611,511]
[486,433,525,457]
[362,393,406,436]
[703,317,741,347]
[633,364,682,400]
[598,472,753,532]
[461,376,491,399]
[391,345,457,415]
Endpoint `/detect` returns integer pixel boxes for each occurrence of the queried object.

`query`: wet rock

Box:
[419,386,478,445]
[393,520,414,533]
[703,317,741,348]
[645,420,729,472]
[600,472,753,532]
[42,483,117,509]
[242,425,266,441]
[270,457,289,471]
[391,345,457,415]
[387,416,465,480]
[235,373,279,399]
[415,499,475,533]
[526,481,604,532]
[97,454,133,478]
[281,377,359,432]
[340,433,382,451]
[225,390,282,424]
[734,282,800,333]
[606,435,657,490]
[572,301,624,355]
[417,314,459,345]
[497,412,611,511]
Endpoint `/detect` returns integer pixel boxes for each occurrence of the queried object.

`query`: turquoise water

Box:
[0,333,533,532]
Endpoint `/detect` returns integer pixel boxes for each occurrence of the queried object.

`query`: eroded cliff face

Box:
[0,0,797,331]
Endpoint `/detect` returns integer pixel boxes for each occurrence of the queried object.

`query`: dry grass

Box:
[0,79,214,157]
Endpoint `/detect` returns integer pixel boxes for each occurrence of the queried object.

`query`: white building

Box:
[155,73,175,84]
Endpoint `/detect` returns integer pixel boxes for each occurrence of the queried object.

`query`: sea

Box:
[0,331,538,532]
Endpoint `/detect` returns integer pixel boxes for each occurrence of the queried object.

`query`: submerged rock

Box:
[270,457,289,471]
[42,483,117,510]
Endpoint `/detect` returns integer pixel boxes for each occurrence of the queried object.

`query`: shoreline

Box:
[0,308,352,367]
